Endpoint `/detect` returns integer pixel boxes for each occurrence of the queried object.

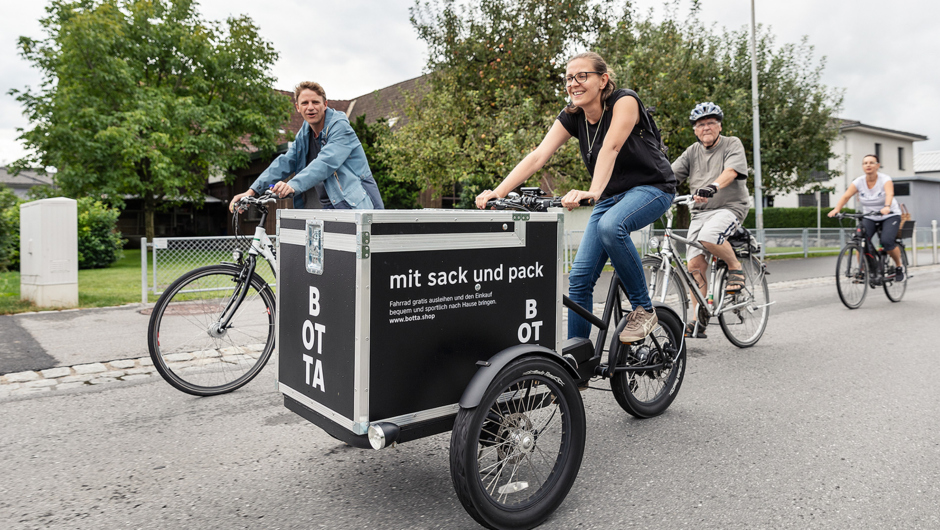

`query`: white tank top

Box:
[852,173,901,221]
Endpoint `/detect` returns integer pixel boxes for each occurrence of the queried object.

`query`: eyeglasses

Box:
[564,71,601,85]
[693,120,720,130]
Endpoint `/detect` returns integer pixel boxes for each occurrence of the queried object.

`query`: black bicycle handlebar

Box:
[237,189,280,208]
[833,212,880,220]
[485,189,594,212]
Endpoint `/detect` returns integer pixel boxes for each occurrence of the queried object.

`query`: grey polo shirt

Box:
[671,135,750,221]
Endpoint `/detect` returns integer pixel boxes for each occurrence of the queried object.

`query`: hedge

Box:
[0,186,19,271]
[741,207,856,229]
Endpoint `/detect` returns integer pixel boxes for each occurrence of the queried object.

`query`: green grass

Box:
[0,250,143,315]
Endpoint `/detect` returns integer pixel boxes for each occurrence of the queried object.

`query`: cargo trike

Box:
[274,188,686,529]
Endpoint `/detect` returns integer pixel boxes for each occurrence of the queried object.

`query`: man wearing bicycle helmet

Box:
[229,81,384,212]
[671,102,750,338]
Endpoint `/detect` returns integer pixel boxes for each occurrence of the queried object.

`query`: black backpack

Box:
[643,106,668,157]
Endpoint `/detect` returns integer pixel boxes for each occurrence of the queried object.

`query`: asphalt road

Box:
[3,269,940,529]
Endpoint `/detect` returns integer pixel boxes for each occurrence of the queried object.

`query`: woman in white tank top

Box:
[828,154,904,279]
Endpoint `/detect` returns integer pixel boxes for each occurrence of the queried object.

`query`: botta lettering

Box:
[518,298,543,343]
[302,286,326,392]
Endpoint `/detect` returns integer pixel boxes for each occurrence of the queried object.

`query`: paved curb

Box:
[0,356,158,397]
[4,265,938,396]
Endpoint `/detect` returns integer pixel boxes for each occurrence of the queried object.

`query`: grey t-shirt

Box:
[671,135,750,221]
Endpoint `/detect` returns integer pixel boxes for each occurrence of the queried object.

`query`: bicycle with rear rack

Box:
[147,189,279,396]
[642,195,772,348]
[833,212,910,309]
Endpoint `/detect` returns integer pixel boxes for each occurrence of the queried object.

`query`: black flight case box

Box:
[276,209,564,448]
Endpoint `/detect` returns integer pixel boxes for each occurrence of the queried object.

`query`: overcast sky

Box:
[2,0,938,167]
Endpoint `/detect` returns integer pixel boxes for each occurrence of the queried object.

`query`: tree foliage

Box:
[596,4,843,197]
[350,115,421,209]
[388,0,609,207]
[10,0,292,239]
[393,0,842,207]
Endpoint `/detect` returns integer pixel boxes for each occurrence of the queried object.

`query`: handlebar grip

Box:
[579,198,595,207]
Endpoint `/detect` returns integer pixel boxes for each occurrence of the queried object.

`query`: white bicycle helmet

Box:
[689,102,723,124]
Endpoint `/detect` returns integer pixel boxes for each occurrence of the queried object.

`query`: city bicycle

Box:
[147,190,279,396]
[642,195,772,348]
[833,212,910,309]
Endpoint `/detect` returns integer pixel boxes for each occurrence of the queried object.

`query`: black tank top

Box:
[557,89,676,199]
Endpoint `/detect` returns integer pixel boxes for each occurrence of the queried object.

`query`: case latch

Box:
[305,220,324,274]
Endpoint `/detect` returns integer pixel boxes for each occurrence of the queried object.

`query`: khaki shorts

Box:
[686,209,741,262]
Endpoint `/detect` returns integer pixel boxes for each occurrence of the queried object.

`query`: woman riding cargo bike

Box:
[476,51,676,346]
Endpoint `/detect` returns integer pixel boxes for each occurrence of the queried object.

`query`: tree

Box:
[596,3,843,197]
[393,0,841,210]
[387,0,609,207]
[350,115,421,209]
[9,0,292,240]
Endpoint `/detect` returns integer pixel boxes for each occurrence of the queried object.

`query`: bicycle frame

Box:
[215,193,279,330]
[649,202,761,321]
[562,270,680,379]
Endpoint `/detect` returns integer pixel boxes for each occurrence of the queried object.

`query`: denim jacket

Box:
[250,107,374,209]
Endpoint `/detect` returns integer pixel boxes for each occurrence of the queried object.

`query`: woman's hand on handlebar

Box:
[476,189,500,210]
[827,207,840,218]
[561,189,599,210]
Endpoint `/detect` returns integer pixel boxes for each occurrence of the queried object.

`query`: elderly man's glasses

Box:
[693,120,720,130]
[564,71,601,85]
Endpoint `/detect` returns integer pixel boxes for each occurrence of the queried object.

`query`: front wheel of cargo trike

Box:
[450,357,586,530]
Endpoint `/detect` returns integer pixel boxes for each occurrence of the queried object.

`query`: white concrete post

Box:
[933,220,938,264]
[141,237,148,304]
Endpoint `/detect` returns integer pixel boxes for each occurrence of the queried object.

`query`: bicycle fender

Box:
[652,301,682,325]
[651,301,687,354]
[458,344,579,409]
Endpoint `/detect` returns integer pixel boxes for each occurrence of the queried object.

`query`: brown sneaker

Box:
[619,306,658,343]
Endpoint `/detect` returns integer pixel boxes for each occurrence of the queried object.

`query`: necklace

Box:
[585,103,606,164]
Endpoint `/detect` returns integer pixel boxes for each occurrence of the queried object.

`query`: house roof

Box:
[914,150,940,173]
[0,166,53,188]
[836,118,928,142]
[345,75,429,128]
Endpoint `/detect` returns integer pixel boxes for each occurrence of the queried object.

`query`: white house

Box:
[774,119,927,211]
[906,151,940,225]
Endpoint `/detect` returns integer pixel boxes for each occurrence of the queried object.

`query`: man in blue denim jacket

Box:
[229,81,384,211]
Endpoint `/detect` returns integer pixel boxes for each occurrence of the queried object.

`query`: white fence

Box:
[140,236,277,304]
[563,221,940,272]
[139,221,939,301]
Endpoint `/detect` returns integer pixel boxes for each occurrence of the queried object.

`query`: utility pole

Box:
[750,0,764,258]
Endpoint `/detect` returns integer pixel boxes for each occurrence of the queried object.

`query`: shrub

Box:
[2,193,125,271]
[77,197,125,269]
[0,186,22,271]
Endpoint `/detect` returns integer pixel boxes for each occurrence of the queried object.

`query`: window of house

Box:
[894,182,910,196]
[898,147,905,170]
[797,192,829,208]
[874,143,882,161]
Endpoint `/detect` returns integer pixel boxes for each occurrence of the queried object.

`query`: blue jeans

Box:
[568,185,673,339]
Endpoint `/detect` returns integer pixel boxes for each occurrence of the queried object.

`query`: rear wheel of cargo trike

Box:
[609,308,686,418]
[449,357,586,530]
